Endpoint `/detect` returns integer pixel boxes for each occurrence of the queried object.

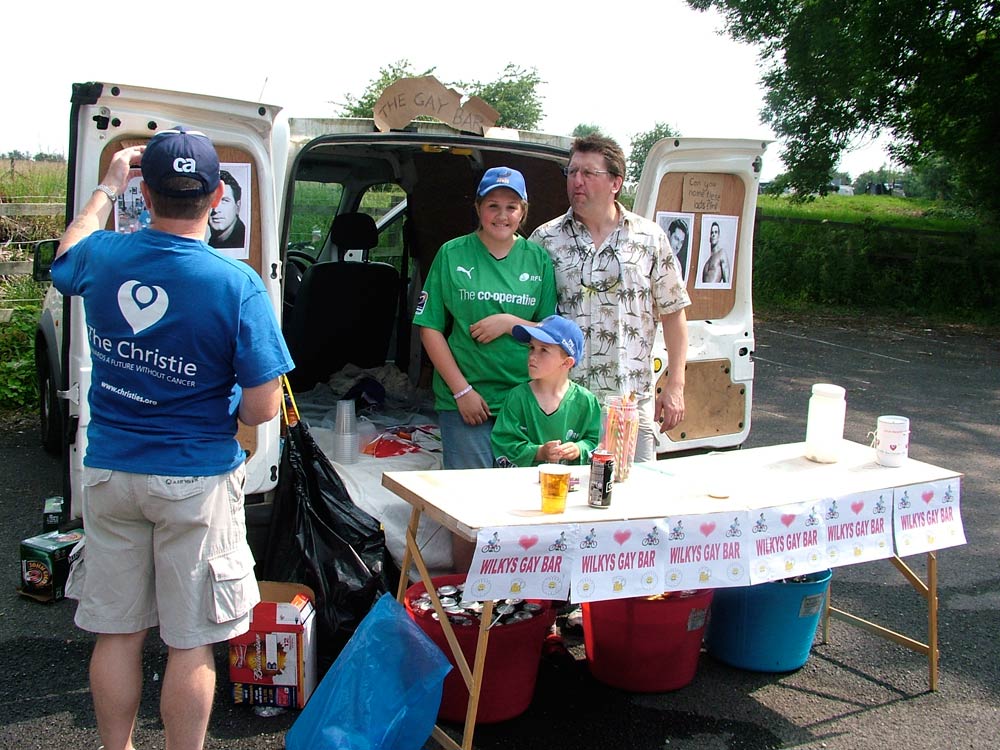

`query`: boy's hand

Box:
[537,440,580,463]
[537,440,563,463]
[556,442,580,462]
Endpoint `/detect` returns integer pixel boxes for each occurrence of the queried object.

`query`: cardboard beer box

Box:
[18,529,84,602]
[229,581,317,709]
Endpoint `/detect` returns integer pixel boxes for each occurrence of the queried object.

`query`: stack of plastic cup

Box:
[332,400,358,464]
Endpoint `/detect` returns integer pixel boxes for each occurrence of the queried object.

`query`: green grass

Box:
[757,194,979,233]
[0,159,66,202]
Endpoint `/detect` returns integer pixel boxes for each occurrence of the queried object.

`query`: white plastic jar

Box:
[804,383,847,463]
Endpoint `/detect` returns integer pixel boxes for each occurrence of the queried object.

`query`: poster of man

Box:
[655,211,694,283]
[207,163,251,260]
[695,214,738,290]
[112,161,252,260]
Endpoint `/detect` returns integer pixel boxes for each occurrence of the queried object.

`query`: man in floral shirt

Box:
[530,134,690,462]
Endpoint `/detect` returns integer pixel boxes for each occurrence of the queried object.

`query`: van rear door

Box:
[62,82,283,518]
[632,138,768,455]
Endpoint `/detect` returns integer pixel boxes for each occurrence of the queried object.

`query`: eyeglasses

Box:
[562,167,616,180]
[570,223,623,293]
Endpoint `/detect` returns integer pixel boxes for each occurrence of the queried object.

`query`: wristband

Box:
[94,184,117,203]
[453,385,474,399]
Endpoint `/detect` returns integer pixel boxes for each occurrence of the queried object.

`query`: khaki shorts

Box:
[71,465,260,649]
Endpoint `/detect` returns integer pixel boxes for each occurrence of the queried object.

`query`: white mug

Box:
[873,415,909,467]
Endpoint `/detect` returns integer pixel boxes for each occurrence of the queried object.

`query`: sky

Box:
[3,2,892,182]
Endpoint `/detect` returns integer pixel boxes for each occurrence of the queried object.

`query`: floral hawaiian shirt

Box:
[529,203,690,400]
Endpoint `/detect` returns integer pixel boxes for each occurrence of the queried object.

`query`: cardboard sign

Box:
[893,479,965,556]
[373,76,499,135]
[681,172,724,213]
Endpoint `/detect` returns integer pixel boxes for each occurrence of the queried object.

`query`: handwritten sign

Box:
[893,480,965,556]
[373,76,499,134]
[748,500,828,584]
[662,511,750,590]
[571,521,664,602]
[681,173,723,213]
[823,490,893,566]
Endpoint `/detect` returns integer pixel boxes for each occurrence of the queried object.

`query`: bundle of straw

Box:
[603,393,640,482]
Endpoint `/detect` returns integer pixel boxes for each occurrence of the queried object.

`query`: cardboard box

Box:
[18,529,84,602]
[229,582,316,709]
[42,497,66,532]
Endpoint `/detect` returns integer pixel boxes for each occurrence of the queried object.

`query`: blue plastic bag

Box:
[286,593,452,750]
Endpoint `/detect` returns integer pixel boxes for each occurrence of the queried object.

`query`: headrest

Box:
[330,212,378,252]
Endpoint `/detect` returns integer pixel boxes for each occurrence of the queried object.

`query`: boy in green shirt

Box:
[492,315,602,467]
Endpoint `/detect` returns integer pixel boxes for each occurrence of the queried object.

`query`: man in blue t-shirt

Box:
[51,127,293,750]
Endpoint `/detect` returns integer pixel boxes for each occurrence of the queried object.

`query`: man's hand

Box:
[58,146,145,256]
[655,383,685,432]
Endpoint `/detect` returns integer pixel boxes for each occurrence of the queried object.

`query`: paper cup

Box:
[874,415,909,467]
[539,464,572,514]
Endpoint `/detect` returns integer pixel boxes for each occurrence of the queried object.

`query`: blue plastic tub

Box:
[706,569,832,672]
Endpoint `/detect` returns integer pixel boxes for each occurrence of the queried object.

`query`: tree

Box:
[572,123,604,138]
[342,62,545,132]
[687,0,1000,217]
[459,65,544,131]
[340,60,436,118]
[626,122,678,183]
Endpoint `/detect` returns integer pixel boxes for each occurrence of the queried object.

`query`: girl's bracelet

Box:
[453,385,474,399]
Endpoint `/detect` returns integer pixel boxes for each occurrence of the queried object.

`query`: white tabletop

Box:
[382,440,961,542]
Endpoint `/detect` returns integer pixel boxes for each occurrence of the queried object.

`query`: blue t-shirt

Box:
[52,228,294,476]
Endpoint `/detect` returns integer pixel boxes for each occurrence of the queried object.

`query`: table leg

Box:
[401,522,490,750]
[396,506,422,602]
[928,551,939,691]
[827,553,940,691]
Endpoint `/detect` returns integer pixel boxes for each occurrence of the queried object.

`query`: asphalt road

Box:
[1,311,997,750]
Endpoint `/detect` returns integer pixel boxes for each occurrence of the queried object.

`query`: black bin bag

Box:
[263,385,399,670]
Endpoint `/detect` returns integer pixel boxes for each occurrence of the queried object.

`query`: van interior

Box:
[280,134,571,394]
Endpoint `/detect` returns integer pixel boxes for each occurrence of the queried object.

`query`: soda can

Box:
[588,450,615,508]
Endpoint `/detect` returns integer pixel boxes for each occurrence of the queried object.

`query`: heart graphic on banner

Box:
[922,490,935,503]
[699,522,716,537]
[518,535,539,550]
[780,514,796,527]
[889,444,898,451]
[613,529,631,546]
[851,501,865,514]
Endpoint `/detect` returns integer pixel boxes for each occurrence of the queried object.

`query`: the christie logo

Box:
[118,280,169,334]
[172,157,198,174]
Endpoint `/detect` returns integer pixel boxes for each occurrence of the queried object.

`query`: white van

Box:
[34,81,766,556]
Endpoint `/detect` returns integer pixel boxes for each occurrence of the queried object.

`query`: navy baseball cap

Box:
[141,126,221,197]
[477,166,528,201]
[512,315,584,364]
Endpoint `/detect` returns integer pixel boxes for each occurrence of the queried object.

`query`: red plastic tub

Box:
[405,574,556,723]
[582,589,714,692]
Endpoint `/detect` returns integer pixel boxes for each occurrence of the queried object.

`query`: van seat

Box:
[284,213,400,391]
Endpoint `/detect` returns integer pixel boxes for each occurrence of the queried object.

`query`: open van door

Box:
[632,138,769,455]
[61,82,283,519]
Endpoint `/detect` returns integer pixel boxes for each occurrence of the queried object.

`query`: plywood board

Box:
[657,358,746,442]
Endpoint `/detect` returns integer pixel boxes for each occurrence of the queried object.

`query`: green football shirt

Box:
[414,232,557,411]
